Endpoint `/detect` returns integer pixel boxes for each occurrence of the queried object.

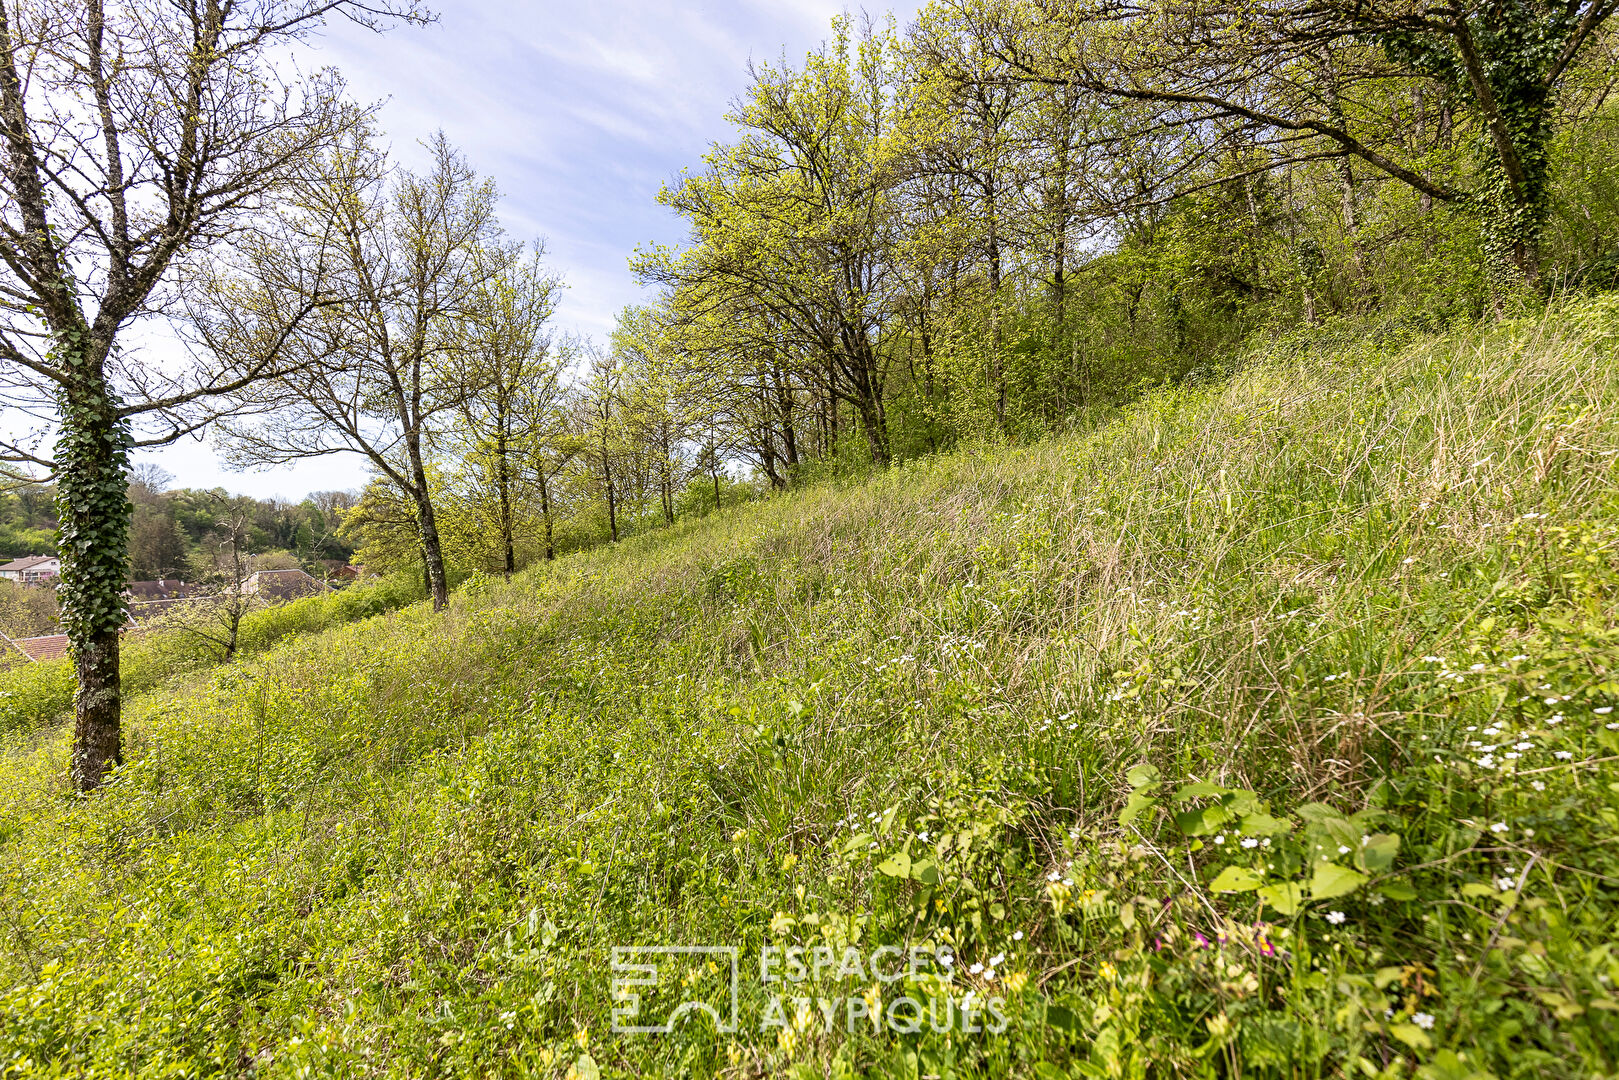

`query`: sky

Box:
[137,0,911,501]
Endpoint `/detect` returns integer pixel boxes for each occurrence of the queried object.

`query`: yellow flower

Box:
[573,1027,589,1048]
[1003,970,1029,995]
[1098,961,1117,981]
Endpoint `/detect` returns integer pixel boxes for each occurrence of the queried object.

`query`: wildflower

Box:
[989,953,1006,968]
[1012,930,1024,941]
[1193,931,1212,949]
[1413,1012,1436,1030]
[1422,655,1444,663]
[1548,715,1563,725]
[1509,655,1529,662]
[1597,706,1614,715]
[1325,911,1346,925]
[1531,781,1545,791]
[1338,845,1351,855]
[1498,878,1516,891]
[1241,837,1259,849]
[1098,961,1117,980]
[1514,741,1534,750]
[968,962,984,974]
[1489,822,1508,834]
[1554,751,1574,760]
[1213,834,1226,845]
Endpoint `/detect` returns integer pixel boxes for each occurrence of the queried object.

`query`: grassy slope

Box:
[3,303,1619,1079]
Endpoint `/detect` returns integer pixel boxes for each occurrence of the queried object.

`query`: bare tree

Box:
[207,131,504,611]
[0,0,428,791]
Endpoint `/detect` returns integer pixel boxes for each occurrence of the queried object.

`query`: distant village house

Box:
[0,555,60,585]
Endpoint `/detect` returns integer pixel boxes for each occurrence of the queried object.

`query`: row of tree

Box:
[2,1,1616,790]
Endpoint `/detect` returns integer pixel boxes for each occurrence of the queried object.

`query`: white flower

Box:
[1548,715,1563,725]
[1047,871,1060,881]
[1489,822,1508,834]
[1338,845,1351,855]
[1514,741,1534,750]
[1545,698,1560,706]
[989,953,1005,967]
[1012,931,1024,941]
[1554,751,1574,760]
[1422,655,1444,663]
[1325,911,1346,925]
[1213,835,1226,845]
[1241,838,1259,849]
[1403,557,1416,564]
[1596,706,1614,715]
[1609,723,1619,731]
[1509,655,1529,662]
[1413,1012,1436,1030]
[1531,781,1545,791]
[1497,878,1516,891]
[1470,663,1486,672]
[969,962,984,974]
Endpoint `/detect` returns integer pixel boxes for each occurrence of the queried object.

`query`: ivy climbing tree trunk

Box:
[54,347,134,790]
[0,3,425,792]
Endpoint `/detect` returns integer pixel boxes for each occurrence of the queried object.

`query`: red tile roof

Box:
[11,634,68,662]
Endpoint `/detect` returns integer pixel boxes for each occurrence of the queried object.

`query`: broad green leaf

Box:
[1208,865,1264,893]
[1376,880,1419,902]
[1389,1024,1432,1051]
[1258,882,1304,914]
[1126,763,1160,789]
[877,852,911,878]
[1360,833,1400,873]
[1310,863,1367,899]
[1239,811,1290,836]
[911,859,939,885]
[1119,792,1157,826]
[1174,803,1230,836]
[1173,780,1225,802]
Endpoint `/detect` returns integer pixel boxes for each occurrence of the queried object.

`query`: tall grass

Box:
[0,301,1616,1078]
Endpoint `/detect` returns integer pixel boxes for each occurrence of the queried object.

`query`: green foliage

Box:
[0,573,423,736]
[1,302,1618,1075]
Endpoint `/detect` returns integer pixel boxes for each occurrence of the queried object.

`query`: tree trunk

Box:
[70,626,122,790]
[539,471,556,560]
[495,403,514,578]
[55,358,132,792]
[405,441,449,610]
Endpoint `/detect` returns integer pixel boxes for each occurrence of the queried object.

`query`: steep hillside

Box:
[3,303,1618,1078]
